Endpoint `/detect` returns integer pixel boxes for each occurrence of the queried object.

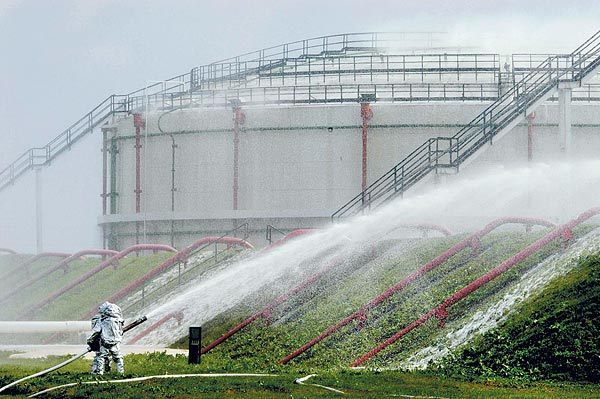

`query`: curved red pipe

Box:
[387,223,454,237]
[0,252,71,281]
[18,244,176,320]
[264,229,317,251]
[0,248,16,255]
[79,236,253,321]
[57,249,120,272]
[0,249,119,304]
[127,311,184,344]
[350,208,599,367]
[280,216,556,364]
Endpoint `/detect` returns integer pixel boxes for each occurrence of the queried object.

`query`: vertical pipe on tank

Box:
[360,95,374,192]
[133,113,145,246]
[527,112,535,162]
[133,113,145,214]
[35,168,43,254]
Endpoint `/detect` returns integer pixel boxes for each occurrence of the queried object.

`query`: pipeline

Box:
[0,321,90,334]
[0,252,71,281]
[18,244,176,320]
[0,316,147,394]
[280,216,555,364]
[201,256,344,355]
[0,247,17,255]
[127,311,184,344]
[79,236,253,321]
[264,229,317,250]
[350,207,600,367]
[0,249,119,304]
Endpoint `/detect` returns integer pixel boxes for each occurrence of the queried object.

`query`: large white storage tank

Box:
[98,33,600,249]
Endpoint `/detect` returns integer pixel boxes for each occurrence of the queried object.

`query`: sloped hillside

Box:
[176,226,596,372]
[437,250,600,383]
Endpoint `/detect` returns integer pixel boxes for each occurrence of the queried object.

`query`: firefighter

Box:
[87,311,110,373]
[93,301,125,374]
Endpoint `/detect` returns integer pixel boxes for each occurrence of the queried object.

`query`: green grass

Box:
[1,353,599,398]
[2,227,599,397]
[190,230,557,370]
[0,255,63,296]
[436,251,600,383]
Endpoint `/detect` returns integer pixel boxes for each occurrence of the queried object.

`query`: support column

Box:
[133,113,145,246]
[558,87,572,156]
[169,134,177,248]
[102,128,108,216]
[231,100,245,210]
[526,112,535,162]
[35,167,43,254]
[360,94,374,192]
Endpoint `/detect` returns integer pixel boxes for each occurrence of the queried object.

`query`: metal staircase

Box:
[332,30,600,219]
[0,33,432,194]
[0,95,129,192]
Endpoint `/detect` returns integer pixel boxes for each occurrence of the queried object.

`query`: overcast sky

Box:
[0,0,598,252]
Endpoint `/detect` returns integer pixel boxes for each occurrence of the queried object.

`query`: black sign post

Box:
[188,326,201,364]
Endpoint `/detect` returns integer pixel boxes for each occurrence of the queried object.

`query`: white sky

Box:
[0,0,598,251]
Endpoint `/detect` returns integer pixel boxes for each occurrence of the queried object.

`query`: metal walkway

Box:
[332,30,600,219]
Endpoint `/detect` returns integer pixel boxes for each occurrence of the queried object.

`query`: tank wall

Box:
[102,101,600,248]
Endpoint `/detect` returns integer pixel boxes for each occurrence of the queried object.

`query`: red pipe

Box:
[264,229,317,251]
[0,249,119,303]
[133,113,145,213]
[360,102,373,192]
[280,216,555,364]
[201,257,344,355]
[18,244,176,320]
[127,311,184,344]
[79,236,253,321]
[527,112,535,162]
[0,248,16,255]
[350,208,600,367]
[0,252,71,281]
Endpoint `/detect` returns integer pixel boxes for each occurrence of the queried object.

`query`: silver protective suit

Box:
[91,302,125,374]
[87,313,110,373]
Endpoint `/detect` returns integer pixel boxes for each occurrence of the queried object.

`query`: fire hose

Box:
[0,316,147,394]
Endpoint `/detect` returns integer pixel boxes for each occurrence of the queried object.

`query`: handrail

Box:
[332,30,600,219]
[350,207,600,366]
[2,30,597,194]
[77,226,252,321]
[135,82,501,110]
[264,229,317,251]
[18,244,176,320]
[280,216,555,364]
[0,252,71,281]
[106,236,253,317]
[192,53,500,91]
[190,32,446,87]
[0,249,119,304]
[0,94,129,192]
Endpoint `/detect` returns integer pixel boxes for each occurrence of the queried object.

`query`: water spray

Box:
[0,316,148,394]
